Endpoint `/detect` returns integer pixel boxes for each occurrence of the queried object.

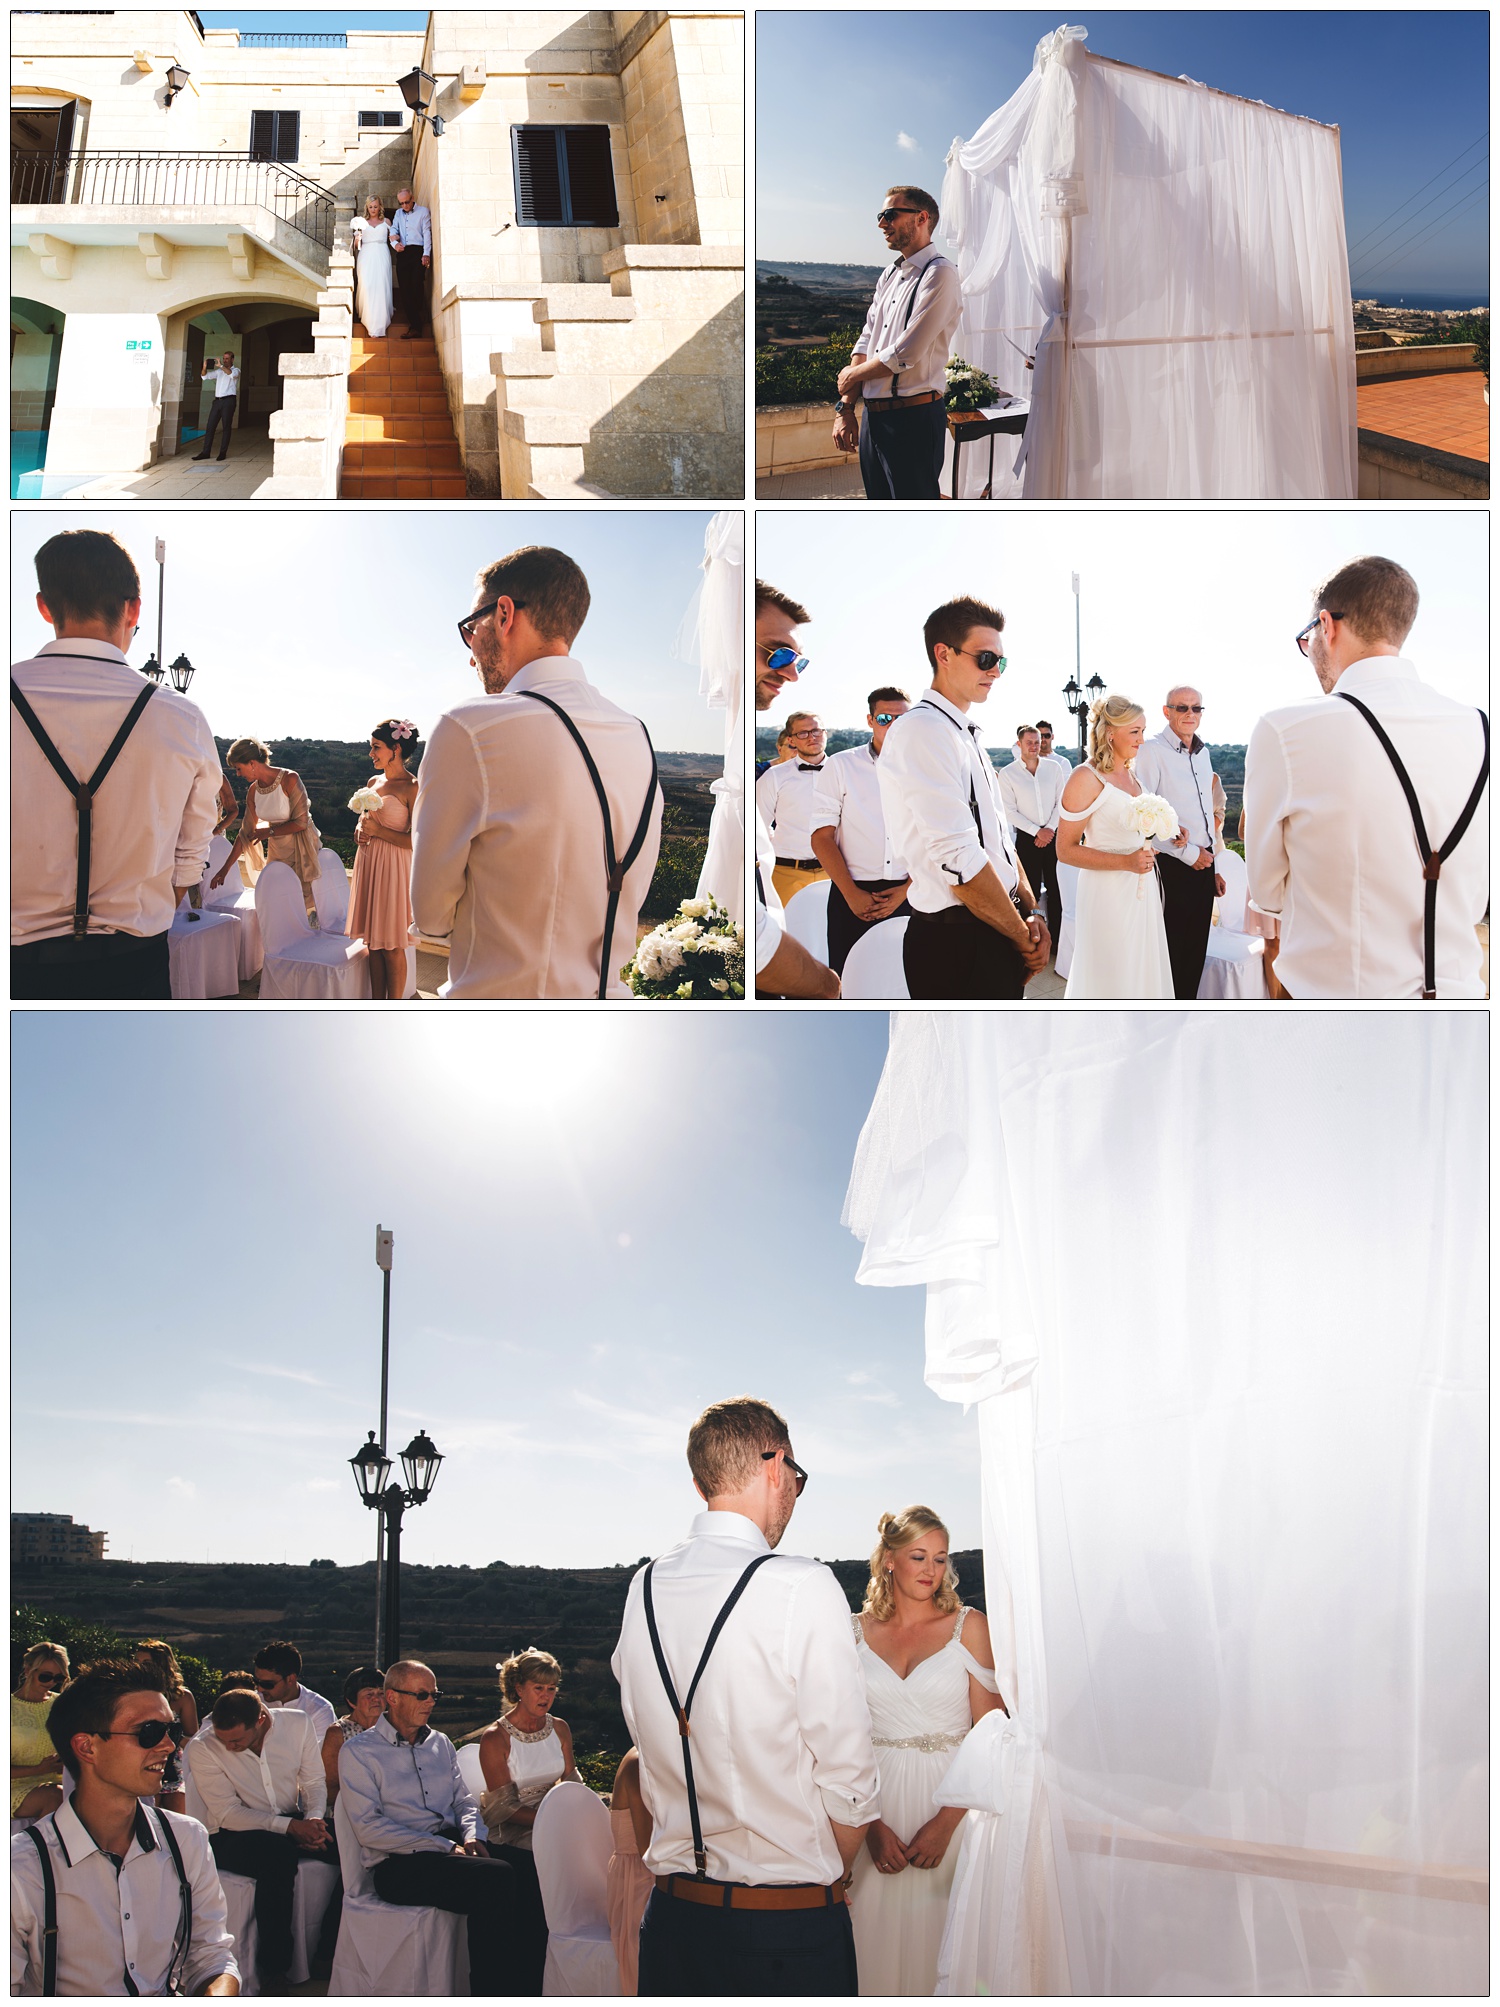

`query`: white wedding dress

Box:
[1063,774,1174,998]
[849,1608,999,1996]
[353,218,394,337]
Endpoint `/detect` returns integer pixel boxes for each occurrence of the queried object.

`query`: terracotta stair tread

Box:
[341,323,466,496]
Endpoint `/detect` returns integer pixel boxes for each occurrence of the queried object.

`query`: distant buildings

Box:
[11,1512,108,1564]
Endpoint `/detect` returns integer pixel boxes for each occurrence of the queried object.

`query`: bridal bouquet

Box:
[348,786,383,816]
[624,895,745,1000]
[1128,792,1179,900]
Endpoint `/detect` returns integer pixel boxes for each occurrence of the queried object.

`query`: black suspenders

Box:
[24,1807,192,1996]
[1336,693,1489,999]
[641,1552,779,1880]
[887,261,934,402]
[918,699,1014,871]
[24,1826,58,1996]
[11,671,158,938]
[515,691,660,1000]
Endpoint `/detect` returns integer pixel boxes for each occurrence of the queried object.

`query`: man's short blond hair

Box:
[1314,556,1419,649]
[687,1398,791,1499]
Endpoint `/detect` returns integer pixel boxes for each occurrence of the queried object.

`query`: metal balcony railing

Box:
[236,31,347,47]
[11,149,336,252]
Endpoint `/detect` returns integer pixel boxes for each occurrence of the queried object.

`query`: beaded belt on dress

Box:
[872,1730,967,1752]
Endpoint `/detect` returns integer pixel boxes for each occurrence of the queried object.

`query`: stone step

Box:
[340,472,469,500]
[346,394,451,421]
[343,441,465,475]
[532,292,636,326]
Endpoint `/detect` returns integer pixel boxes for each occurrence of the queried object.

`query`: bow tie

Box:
[797,762,823,771]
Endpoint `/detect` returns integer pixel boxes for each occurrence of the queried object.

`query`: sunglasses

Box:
[94,1718,187,1751]
[1295,612,1343,657]
[873,712,902,726]
[1168,704,1204,714]
[252,1678,282,1692]
[762,1448,809,1495]
[457,598,526,649]
[761,644,810,676]
[32,1671,65,1687]
[876,207,923,223]
[953,647,1007,673]
[388,1686,443,1702]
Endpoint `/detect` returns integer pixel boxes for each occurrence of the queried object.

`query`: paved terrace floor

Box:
[56,431,275,500]
[1357,371,1490,462]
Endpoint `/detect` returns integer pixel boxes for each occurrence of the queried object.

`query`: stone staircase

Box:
[340,325,467,500]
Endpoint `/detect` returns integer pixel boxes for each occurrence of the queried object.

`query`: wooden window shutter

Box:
[276,111,300,162]
[562,126,618,227]
[250,110,276,160]
[513,126,564,225]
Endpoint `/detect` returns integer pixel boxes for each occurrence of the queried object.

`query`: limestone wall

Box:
[620,14,742,250]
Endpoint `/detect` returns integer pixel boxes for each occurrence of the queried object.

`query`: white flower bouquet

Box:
[1128,792,1179,900]
[348,786,384,815]
[623,894,746,1000]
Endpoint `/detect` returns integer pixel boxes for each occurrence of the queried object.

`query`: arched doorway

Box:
[11,297,63,498]
[169,300,316,459]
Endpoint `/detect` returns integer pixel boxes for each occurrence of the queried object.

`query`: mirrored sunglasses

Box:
[763,645,810,675]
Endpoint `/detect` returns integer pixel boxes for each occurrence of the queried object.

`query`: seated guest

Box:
[11,1643,69,1822]
[251,1640,338,1747]
[322,1665,386,1810]
[477,1650,575,1994]
[338,1661,517,1996]
[209,742,322,915]
[185,1688,333,1990]
[134,1641,199,1816]
[12,1659,239,1996]
[606,1748,653,1996]
[215,1670,258,1702]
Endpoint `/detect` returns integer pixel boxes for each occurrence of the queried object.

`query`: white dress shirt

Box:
[1245,654,1489,998]
[997,752,1064,837]
[1133,726,1219,864]
[852,244,963,400]
[11,1794,238,1997]
[877,690,1020,914]
[274,1683,338,1749]
[11,639,222,947]
[753,805,784,974]
[809,743,908,879]
[410,654,662,999]
[755,758,828,862]
[204,366,240,397]
[186,1710,326,1834]
[337,1715,479,1870]
[612,1511,880,1885]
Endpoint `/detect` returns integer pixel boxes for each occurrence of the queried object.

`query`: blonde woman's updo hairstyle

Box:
[226,736,271,769]
[135,1640,185,1695]
[862,1506,961,1622]
[498,1648,562,1710]
[1088,693,1146,774]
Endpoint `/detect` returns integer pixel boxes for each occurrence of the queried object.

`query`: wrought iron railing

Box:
[236,31,347,47]
[11,149,336,252]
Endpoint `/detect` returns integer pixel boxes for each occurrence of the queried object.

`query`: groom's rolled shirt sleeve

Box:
[410,713,485,942]
[879,722,989,889]
[1243,717,1291,916]
[789,1568,881,1829]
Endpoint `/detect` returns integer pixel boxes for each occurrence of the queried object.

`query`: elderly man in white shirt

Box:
[809,688,912,975]
[1133,687,1225,998]
[878,595,1049,999]
[1245,555,1489,999]
[999,726,1065,941]
[411,546,662,999]
[753,579,840,999]
[12,528,220,1001]
[11,1660,239,1998]
[613,1397,878,1996]
[186,1689,332,1987]
[835,185,962,499]
[192,351,241,462]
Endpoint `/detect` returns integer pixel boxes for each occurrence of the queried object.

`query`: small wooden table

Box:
[948,402,1030,498]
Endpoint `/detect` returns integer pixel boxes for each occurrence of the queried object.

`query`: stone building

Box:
[11,1513,109,1564]
[10,9,744,498]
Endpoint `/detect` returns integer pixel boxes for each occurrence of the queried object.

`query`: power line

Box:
[1349,152,1489,270]
[1347,132,1487,254]
[1355,181,1490,289]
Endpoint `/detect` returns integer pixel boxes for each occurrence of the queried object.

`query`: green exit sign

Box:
[125,338,154,352]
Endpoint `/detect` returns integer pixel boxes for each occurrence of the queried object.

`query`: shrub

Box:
[642,836,707,921]
[755,327,865,407]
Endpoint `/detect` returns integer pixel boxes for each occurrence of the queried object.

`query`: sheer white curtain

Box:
[941,27,1358,499]
[674,510,744,924]
[846,1015,1485,1995]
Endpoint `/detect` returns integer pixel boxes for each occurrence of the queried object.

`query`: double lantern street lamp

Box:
[1061,572,1104,756]
[138,539,196,692]
[349,1427,443,1667]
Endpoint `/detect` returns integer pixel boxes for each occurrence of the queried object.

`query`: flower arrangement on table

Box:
[624,895,745,999]
[945,356,1002,415]
[1127,793,1180,899]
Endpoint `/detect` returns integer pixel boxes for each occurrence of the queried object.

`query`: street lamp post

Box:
[349,1428,443,1665]
[138,540,195,690]
[372,1226,393,1664]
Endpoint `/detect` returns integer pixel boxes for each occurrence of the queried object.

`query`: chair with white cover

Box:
[288,1858,340,1986]
[256,862,371,1001]
[312,847,351,936]
[1198,848,1267,1000]
[456,1740,487,1805]
[781,879,831,964]
[181,1761,262,1996]
[328,1792,466,1997]
[1054,860,1081,981]
[532,1783,621,1996]
[168,904,241,998]
[840,916,910,999]
[202,834,263,979]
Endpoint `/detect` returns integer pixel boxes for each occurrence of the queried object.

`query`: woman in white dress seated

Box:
[479,1648,579,1995]
[351,194,394,338]
[849,1507,1006,1997]
[1058,692,1176,998]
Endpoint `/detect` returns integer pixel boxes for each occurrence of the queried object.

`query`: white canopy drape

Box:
[675,510,744,925]
[846,1014,1485,1995]
[941,26,1359,499]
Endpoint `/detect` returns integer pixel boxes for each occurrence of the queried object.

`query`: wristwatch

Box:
[834,397,854,416]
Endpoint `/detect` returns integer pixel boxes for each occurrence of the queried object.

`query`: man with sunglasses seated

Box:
[12,1659,241,1996]
[833,186,961,500]
[809,689,913,976]
[1132,686,1225,1000]
[251,1639,338,1750]
[338,1662,518,1995]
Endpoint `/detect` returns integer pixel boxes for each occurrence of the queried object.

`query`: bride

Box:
[849,1507,1006,1997]
[351,195,394,338]
[1059,692,1176,998]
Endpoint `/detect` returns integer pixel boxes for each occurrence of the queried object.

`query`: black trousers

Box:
[859,399,947,499]
[1014,830,1062,938]
[200,395,236,458]
[210,1829,306,1975]
[825,877,911,977]
[372,1848,518,1995]
[1157,851,1219,999]
[395,244,429,332]
[637,1887,858,1998]
[903,908,1027,999]
[11,931,170,1000]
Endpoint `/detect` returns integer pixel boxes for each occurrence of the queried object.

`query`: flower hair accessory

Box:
[389,719,417,741]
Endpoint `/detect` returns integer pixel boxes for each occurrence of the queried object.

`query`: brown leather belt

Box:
[862,389,942,412]
[655,1874,848,1911]
[774,855,821,871]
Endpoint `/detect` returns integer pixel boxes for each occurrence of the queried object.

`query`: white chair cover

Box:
[1212,846,1250,933]
[533,1783,621,1996]
[328,1794,466,1997]
[313,847,351,935]
[256,862,371,1002]
[781,878,831,962]
[1198,931,1268,1000]
[840,916,910,999]
[455,1740,486,1804]
[217,1871,261,1998]
[201,834,264,979]
[1054,860,1081,980]
[288,1858,340,1986]
[168,905,241,998]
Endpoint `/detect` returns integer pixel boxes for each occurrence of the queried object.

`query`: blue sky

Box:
[11,510,729,754]
[758,11,1490,300]
[754,510,1489,745]
[10,1013,980,1572]
[198,12,428,29]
